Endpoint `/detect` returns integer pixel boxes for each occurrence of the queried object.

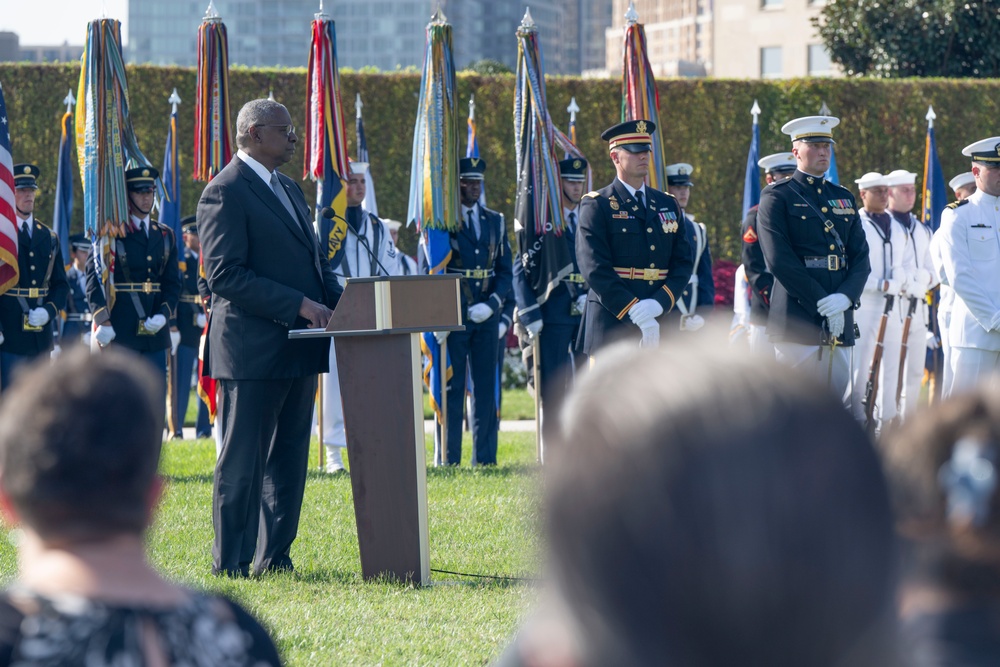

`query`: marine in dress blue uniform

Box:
[420,157,512,465]
[0,165,69,390]
[169,216,211,439]
[755,117,871,399]
[576,120,694,354]
[86,167,181,382]
[513,157,588,442]
[61,235,93,347]
[664,162,714,333]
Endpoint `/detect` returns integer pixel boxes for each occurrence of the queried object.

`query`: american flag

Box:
[0,82,19,295]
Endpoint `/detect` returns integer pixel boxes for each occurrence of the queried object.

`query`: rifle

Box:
[894,295,919,418]
[863,294,895,435]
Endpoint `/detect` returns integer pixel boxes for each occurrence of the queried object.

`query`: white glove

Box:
[906,268,933,298]
[27,307,50,327]
[628,299,664,327]
[81,331,92,347]
[0,332,4,346]
[826,311,845,339]
[681,314,705,332]
[816,293,852,318]
[575,294,587,315]
[144,314,167,334]
[170,329,181,355]
[467,303,494,324]
[434,331,449,345]
[95,324,116,347]
[196,313,207,329]
[524,319,544,338]
[926,331,940,350]
[639,320,660,348]
[880,279,903,295]
[498,322,508,340]
[50,344,61,360]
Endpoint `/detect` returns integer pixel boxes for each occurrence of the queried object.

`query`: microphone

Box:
[320,206,393,277]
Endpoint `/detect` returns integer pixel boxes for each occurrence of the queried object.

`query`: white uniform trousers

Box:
[898,319,929,419]
[774,342,852,407]
[948,347,1000,398]
[937,307,952,396]
[749,325,774,357]
[851,297,904,424]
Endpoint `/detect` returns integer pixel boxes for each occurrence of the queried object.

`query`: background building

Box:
[604,0,713,78]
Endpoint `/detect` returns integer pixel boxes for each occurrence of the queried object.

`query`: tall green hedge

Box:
[1,63,997,261]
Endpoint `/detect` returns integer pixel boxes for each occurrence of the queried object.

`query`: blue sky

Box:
[1,0,129,46]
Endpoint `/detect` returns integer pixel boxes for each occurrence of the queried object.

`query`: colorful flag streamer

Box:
[0,82,19,295]
[160,89,183,254]
[193,5,233,182]
[305,14,350,270]
[77,18,155,311]
[53,90,75,266]
[622,6,668,190]
[355,93,378,216]
[409,10,459,436]
[742,100,761,221]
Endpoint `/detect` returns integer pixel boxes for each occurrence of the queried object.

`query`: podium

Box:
[290,275,462,584]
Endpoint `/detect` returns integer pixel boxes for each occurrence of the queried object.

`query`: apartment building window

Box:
[761,47,782,78]
[808,44,833,76]
[762,0,783,8]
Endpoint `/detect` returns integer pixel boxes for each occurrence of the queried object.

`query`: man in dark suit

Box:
[197,98,342,577]
[0,164,68,390]
[87,166,181,384]
[576,120,694,355]
[420,157,512,466]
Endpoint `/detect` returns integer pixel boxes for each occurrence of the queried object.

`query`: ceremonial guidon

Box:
[937,137,1000,395]
[755,116,870,398]
[419,156,512,466]
[664,161,714,333]
[741,152,796,353]
[0,164,69,389]
[86,167,181,377]
[61,234,93,346]
[576,120,694,353]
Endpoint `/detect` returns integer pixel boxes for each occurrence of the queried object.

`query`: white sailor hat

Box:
[382,218,402,232]
[665,163,694,186]
[949,171,976,191]
[781,116,839,144]
[854,172,887,189]
[757,152,796,174]
[348,161,369,175]
[962,137,1000,164]
[883,169,917,186]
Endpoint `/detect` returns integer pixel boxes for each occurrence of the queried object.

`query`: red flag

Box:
[0,83,20,294]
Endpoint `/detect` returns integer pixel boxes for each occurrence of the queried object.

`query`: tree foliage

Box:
[465,59,513,76]
[814,0,1000,77]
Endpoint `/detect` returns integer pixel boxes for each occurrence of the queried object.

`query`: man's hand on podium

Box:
[299,297,333,329]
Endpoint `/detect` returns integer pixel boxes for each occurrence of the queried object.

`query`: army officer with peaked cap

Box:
[755,116,870,401]
[576,120,694,354]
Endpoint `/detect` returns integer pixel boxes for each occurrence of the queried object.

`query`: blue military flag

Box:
[53,92,75,265]
[922,106,947,232]
[741,101,761,221]
[159,90,183,254]
[355,93,378,216]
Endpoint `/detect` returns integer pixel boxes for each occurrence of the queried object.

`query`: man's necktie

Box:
[468,209,480,240]
[270,172,298,221]
[19,221,29,243]
[568,211,577,235]
[635,190,646,216]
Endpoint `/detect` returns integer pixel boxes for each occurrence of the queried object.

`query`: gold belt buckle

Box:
[827,255,840,271]
[471,269,486,279]
[27,288,40,298]
[142,281,154,294]
[643,268,660,281]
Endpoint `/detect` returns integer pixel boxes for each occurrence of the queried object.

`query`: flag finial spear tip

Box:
[268,89,275,101]
[63,88,76,108]
[819,101,832,116]
[926,105,936,121]
[430,5,448,24]
[625,1,639,24]
[520,7,535,29]
[204,0,222,21]
[356,93,363,117]
[168,88,181,104]
[750,99,761,117]
[567,97,580,114]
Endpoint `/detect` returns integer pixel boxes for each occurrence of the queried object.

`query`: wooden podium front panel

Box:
[387,276,462,330]
[327,281,377,333]
[335,333,428,583]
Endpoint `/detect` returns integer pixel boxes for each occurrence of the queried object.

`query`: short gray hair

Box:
[236,99,287,149]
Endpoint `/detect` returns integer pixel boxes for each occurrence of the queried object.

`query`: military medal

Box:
[609,198,620,211]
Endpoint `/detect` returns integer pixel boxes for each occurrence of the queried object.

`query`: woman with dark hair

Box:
[498,338,899,667]
[882,391,1000,666]
[0,348,283,665]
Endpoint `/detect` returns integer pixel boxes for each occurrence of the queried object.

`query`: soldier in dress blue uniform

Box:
[61,234,92,347]
[741,152,796,354]
[664,162,714,333]
[576,120,694,354]
[514,157,588,442]
[169,216,212,439]
[87,167,181,384]
[420,157,512,465]
[0,164,69,390]
[755,116,871,400]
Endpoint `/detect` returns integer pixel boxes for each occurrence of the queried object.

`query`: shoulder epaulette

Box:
[583,191,599,199]
[946,199,970,210]
[772,178,792,187]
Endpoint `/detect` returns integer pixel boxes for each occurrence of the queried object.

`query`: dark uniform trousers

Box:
[512,222,585,443]
[740,205,773,327]
[0,220,68,390]
[172,247,211,437]
[420,205,512,465]
[86,221,181,383]
[576,179,695,355]
[61,266,92,345]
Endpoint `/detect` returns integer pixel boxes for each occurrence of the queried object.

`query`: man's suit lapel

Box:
[236,159,311,248]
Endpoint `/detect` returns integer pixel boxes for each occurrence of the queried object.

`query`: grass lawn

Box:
[0,432,541,665]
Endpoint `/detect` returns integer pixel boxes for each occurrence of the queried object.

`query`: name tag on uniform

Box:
[972,224,992,229]
[612,212,630,219]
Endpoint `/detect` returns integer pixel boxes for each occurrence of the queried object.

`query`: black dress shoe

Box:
[212,565,250,579]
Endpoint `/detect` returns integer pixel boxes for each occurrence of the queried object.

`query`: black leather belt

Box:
[803,255,847,271]
[65,313,93,322]
[178,294,201,304]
